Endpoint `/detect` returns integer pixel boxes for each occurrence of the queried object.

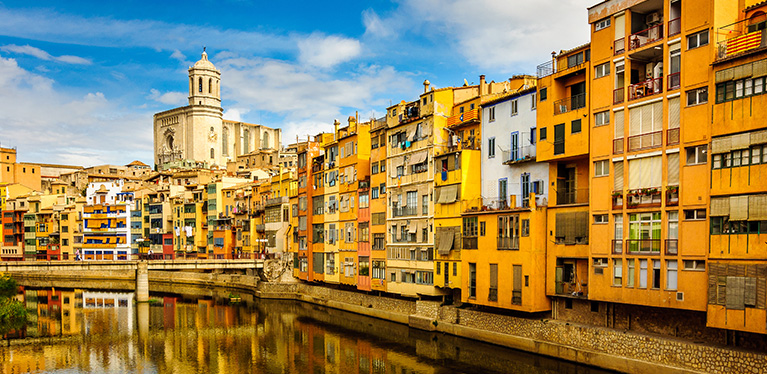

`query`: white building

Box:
[83,180,134,260]
[481,88,548,208]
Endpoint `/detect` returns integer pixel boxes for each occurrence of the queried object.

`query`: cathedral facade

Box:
[153,51,281,170]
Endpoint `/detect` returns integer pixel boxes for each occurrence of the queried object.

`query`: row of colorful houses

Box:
[3,0,767,342]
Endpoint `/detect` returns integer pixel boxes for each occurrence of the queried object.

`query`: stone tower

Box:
[188,49,221,107]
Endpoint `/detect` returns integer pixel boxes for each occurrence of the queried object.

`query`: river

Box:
[1,286,615,374]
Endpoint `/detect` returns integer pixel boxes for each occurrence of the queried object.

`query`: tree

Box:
[0,274,27,336]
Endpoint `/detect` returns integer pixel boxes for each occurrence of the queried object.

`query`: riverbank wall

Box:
[12,271,766,374]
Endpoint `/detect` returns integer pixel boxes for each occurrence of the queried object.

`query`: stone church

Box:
[153,50,281,170]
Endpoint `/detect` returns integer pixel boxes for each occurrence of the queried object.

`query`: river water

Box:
[1,287,614,374]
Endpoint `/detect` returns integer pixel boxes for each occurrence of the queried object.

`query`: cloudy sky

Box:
[0,0,594,167]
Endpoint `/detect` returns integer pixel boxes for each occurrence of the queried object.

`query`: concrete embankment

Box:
[14,271,766,374]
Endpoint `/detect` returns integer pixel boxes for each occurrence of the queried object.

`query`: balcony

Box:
[266,196,288,207]
[613,87,625,105]
[502,146,536,165]
[463,237,478,249]
[556,188,589,206]
[668,17,681,37]
[613,138,624,154]
[626,188,662,208]
[667,128,679,146]
[555,282,588,298]
[392,206,418,218]
[716,20,767,61]
[627,131,662,152]
[536,56,588,79]
[628,77,663,101]
[626,239,661,254]
[666,186,679,206]
[497,236,519,250]
[665,239,678,255]
[553,93,586,115]
[667,72,680,91]
[399,104,420,124]
[447,109,479,128]
[628,23,664,51]
[612,192,623,209]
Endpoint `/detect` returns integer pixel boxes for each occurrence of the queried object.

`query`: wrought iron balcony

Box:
[553,93,586,115]
[628,23,664,51]
[628,77,663,101]
[627,130,663,152]
[626,239,661,254]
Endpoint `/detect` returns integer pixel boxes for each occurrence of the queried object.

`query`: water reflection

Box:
[1,287,613,374]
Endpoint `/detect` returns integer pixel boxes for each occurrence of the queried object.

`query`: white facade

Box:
[481,90,548,208]
[84,180,133,260]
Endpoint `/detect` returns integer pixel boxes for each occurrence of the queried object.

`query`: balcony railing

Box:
[668,17,681,37]
[536,58,588,79]
[613,138,624,154]
[628,130,662,152]
[667,72,680,91]
[667,187,679,206]
[553,93,586,115]
[628,23,664,51]
[665,239,678,255]
[392,206,418,218]
[626,239,661,254]
[502,146,536,165]
[498,236,519,250]
[626,188,662,208]
[667,128,680,146]
[716,25,767,60]
[628,77,663,101]
[612,239,623,254]
[556,187,589,205]
[537,60,555,78]
[614,38,625,55]
[447,109,479,127]
[613,87,625,105]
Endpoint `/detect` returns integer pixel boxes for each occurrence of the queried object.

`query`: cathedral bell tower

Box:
[188,49,221,107]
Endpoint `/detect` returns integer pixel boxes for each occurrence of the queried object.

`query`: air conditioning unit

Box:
[646,12,661,25]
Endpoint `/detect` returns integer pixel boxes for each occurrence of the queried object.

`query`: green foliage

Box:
[0,274,27,335]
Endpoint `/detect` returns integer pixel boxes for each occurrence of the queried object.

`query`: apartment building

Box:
[369,118,389,292]
[82,181,133,260]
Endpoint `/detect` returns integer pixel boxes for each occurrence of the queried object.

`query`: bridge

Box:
[0,259,265,302]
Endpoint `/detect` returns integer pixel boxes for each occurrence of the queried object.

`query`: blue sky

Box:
[0,0,593,167]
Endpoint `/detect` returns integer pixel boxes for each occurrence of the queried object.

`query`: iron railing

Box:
[628,77,663,101]
[667,72,680,91]
[668,17,681,37]
[553,93,586,115]
[614,38,625,55]
[626,239,661,254]
[613,87,625,104]
[628,23,664,51]
[665,239,678,255]
[628,130,663,152]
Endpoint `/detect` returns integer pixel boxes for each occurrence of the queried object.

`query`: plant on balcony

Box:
[640,187,659,196]
[611,191,623,198]
[666,185,679,194]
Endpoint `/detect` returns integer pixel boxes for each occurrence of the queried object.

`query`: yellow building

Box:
[707,1,767,335]
[535,43,592,314]
[322,128,341,284]
[369,118,388,292]
[0,146,41,191]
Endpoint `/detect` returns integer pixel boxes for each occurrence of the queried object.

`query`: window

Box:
[594,111,609,127]
[488,137,496,158]
[613,259,622,286]
[468,263,476,298]
[422,194,428,215]
[480,221,486,236]
[594,214,608,224]
[531,93,537,109]
[540,127,547,141]
[687,30,709,49]
[639,259,648,288]
[571,119,581,134]
[380,183,385,195]
[511,100,518,116]
[666,260,678,290]
[627,259,635,287]
[687,87,708,106]
[683,260,705,271]
[372,162,379,174]
[595,17,611,31]
[521,219,529,237]
[684,209,706,220]
[652,260,661,289]
[686,145,707,165]
[488,107,496,122]
[594,62,610,78]
[371,187,379,199]
[539,87,547,101]
[530,127,537,144]
[594,160,609,177]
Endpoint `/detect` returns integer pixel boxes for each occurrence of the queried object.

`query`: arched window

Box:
[262,132,270,149]
[198,77,203,92]
[222,127,229,157]
[210,148,215,159]
[208,78,212,93]
[190,78,194,94]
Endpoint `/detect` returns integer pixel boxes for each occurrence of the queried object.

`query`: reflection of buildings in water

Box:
[81,291,135,337]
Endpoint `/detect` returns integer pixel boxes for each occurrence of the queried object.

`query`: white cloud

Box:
[223,108,250,122]
[0,44,92,64]
[363,0,594,72]
[170,49,186,62]
[0,56,152,166]
[297,33,362,68]
[147,88,187,105]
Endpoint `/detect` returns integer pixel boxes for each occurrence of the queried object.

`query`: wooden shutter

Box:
[726,276,745,310]
[715,67,734,83]
[629,107,641,136]
[750,130,767,145]
[708,275,718,304]
[668,97,680,129]
[652,102,663,132]
[555,213,565,238]
[712,136,732,154]
[711,197,730,216]
[730,196,749,221]
[628,159,640,190]
[513,265,522,290]
[575,211,589,241]
[753,58,767,78]
[614,161,624,190]
[746,277,757,307]
[489,264,498,288]
[749,195,767,220]
[667,153,680,185]
[733,62,753,80]
[732,133,750,150]
[614,110,625,138]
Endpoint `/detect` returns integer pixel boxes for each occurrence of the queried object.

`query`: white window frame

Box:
[595,17,611,31]
[687,30,709,50]
[613,259,622,286]
[666,260,678,291]
[686,87,708,106]
[683,209,706,220]
[593,214,609,224]
[594,159,609,177]
[488,107,496,122]
[488,137,496,158]
[594,62,610,78]
[683,260,705,271]
[531,93,537,110]
[594,111,610,127]
[511,100,518,116]
[686,145,707,165]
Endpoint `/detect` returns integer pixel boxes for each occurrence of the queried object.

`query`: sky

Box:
[0,0,595,167]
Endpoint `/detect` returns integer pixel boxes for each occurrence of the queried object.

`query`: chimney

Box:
[479,75,487,96]
[423,79,431,93]
[334,119,340,139]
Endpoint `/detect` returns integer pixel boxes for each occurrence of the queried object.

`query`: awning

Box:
[408,221,418,233]
[408,151,427,165]
[437,230,454,255]
[438,185,458,204]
